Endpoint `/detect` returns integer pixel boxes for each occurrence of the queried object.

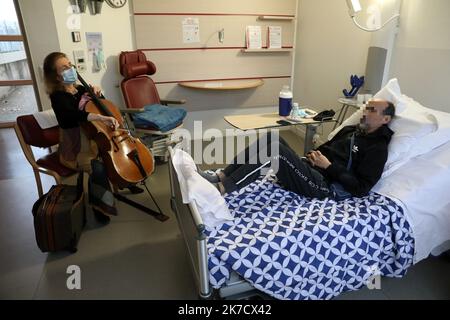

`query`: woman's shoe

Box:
[118,185,144,194]
[127,186,144,194]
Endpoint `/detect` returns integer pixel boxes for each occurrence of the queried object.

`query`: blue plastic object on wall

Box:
[343,75,365,98]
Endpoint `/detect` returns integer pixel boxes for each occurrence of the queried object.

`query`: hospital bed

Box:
[167,81,450,299]
[168,146,254,299]
[168,137,450,300]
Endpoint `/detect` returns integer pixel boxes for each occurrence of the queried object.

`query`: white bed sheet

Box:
[373,140,450,264]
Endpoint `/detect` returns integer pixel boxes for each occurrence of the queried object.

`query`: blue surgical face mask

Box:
[61,66,77,84]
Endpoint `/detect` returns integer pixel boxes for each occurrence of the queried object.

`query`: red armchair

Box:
[15,115,76,196]
[118,50,186,161]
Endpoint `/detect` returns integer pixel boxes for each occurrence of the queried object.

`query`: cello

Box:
[77,73,154,189]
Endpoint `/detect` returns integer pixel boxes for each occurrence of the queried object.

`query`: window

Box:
[0,0,40,125]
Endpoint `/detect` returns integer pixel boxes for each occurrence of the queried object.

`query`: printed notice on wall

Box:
[246,26,262,49]
[182,18,200,43]
[86,32,103,61]
[268,26,282,49]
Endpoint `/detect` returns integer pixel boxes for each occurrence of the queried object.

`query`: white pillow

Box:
[402,104,450,165]
[373,78,407,114]
[382,96,438,177]
[172,148,233,228]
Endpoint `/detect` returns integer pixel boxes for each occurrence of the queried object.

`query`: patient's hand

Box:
[307,151,331,169]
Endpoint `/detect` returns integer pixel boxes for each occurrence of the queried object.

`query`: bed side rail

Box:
[168,145,212,299]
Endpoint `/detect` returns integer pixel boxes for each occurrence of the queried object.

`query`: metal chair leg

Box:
[333,105,346,130]
[341,104,350,125]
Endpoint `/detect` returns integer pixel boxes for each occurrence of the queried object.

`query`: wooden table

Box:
[179,79,264,90]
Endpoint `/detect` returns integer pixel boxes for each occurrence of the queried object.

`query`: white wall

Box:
[19,0,136,110]
[133,0,297,112]
[389,0,450,112]
[366,0,402,88]
[18,0,61,110]
[172,0,376,136]
[20,0,449,130]
[292,0,372,137]
[50,0,135,109]
[293,0,371,110]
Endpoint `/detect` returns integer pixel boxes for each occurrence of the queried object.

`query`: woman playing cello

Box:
[43,52,143,223]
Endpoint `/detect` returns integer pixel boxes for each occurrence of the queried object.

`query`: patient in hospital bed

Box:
[173,78,450,300]
[199,99,396,201]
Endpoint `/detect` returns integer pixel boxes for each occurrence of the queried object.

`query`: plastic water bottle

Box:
[291,102,300,117]
[291,102,301,119]
[279,85,293,116]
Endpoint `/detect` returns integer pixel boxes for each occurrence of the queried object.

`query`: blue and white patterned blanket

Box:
[206,178,414,300]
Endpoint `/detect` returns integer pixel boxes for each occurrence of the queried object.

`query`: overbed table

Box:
[224,112,336,155]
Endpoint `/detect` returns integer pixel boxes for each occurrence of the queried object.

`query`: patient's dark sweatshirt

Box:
[316,124,394,197]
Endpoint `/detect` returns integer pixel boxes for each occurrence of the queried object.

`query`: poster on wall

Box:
[246,26,262,49]
[85,32,105,72]
[182,18,200,43]
[268,26,282,49]
[86,32,103,59]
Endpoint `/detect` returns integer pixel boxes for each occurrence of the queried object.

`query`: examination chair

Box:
[119,50,186,162]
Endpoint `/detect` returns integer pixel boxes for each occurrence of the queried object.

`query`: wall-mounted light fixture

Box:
[90,0,104,15]
[346,0,400,32]
[346,0,362,17]
[77,0,87,13]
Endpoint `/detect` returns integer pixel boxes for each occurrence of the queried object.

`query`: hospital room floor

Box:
[1,127,450,300]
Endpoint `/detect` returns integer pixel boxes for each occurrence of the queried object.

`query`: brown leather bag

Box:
[32,173,85,253]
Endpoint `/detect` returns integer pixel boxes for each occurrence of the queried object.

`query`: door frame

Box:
[0,0,42,128]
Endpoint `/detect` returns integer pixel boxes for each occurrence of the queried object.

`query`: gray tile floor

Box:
[0,171,198,300]
[0,128,449,300]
